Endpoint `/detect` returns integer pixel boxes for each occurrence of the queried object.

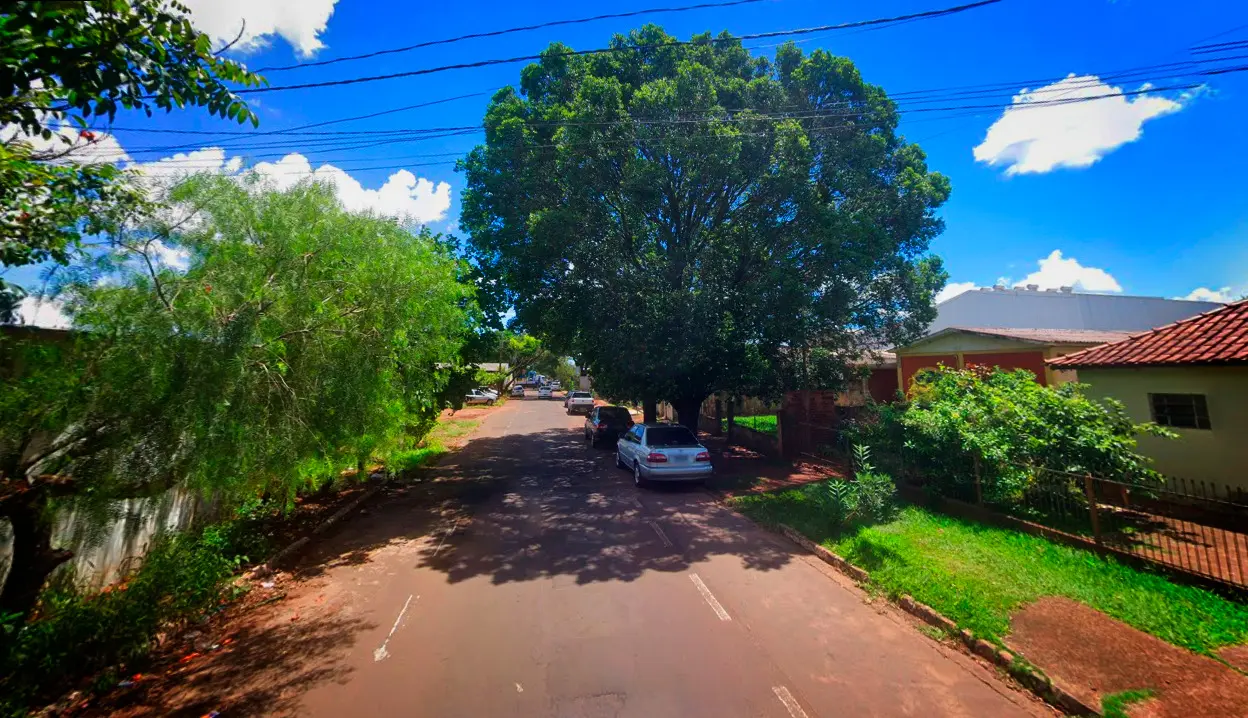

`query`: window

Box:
[1149,393,1212,430]
[645,426,700,447]
[597,407,631,425]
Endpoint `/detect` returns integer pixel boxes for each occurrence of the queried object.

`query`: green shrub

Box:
[0,523,254,715]
[847,367,1172,505]
[817,446,898,528]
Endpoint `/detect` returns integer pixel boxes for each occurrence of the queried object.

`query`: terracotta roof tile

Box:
[1049,299,1248,368]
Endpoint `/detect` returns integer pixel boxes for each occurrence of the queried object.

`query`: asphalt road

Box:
[125,399,1049,717]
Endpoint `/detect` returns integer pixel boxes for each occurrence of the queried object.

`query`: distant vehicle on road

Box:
[565,391,595,415]
[537,385,553,399]
[464,389,495,406]
[511,385,525,398]
[616,424,712,487]
[584,406,634,447]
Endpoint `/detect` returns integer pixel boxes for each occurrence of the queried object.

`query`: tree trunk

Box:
[726,396,735,442]
[713,398,723,437]
[673,396,706,435]
[0,499,72,621]
[643,397,657,424]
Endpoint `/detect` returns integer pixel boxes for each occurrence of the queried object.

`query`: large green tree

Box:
[0,0,263,315]
[0,176,469,618]
[461,27,950,428]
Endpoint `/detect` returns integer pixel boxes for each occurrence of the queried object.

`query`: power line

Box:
[255,0,771,73]
[229,0,1004,95]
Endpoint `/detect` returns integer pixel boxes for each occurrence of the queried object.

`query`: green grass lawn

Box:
[387,418,481,472]
[733,482,1248,655]
[728,414,778,436]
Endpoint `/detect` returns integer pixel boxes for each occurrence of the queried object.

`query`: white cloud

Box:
[179,0,339,57]
[149,240,191,271]
[974,74,1186,175]
[249,154,452,223]
[1010,249,1122,292]
[935,281,977,304]
[1179,286,1236,303]
[15,296,70,329]
[127,147,451,224]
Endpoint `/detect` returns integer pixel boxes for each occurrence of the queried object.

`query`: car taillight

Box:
[646,452,668,463]
[695,451,711,462]
[597,424,610,432]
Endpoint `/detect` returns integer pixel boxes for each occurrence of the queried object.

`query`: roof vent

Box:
[1026,284,1039,291]
[1059,286,1073,293]
[993,284,1007,291]
[1045,288,1057,292]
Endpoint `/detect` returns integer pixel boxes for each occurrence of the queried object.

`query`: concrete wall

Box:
[930,288,1220,333]
[1079,366,1248,493]
[0,487,213,596]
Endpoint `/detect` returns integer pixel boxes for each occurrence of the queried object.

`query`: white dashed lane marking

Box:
[373,594,416,662]
[689,573,731,621]
[647,520,673,547]
[773,686,810,718]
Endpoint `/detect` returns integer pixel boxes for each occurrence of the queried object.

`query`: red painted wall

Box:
[899,354,958,392]
[867,367,900,403]
[962,351,1048,385]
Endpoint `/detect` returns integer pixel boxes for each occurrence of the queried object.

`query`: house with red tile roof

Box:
[893,326,1136,391]
[1050,299,1248,493]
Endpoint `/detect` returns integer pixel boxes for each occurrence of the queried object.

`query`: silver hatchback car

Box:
[616,423,712,487]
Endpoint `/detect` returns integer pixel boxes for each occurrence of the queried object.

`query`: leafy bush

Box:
[0,522,254,715]
[847,367,1172,505]
[818,446,898,527]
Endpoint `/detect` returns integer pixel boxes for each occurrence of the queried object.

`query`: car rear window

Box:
[571,392,591,398]
[598,407,631,425]
[645,426,699,447]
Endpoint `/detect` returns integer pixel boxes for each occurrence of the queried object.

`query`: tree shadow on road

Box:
[288,426,805,590]
[90,603,372,717]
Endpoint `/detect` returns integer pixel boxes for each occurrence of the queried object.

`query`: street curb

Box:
[249,477,387,577]
[775,523,1099,716]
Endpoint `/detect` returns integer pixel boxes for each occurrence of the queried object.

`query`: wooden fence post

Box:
[1083,473,1103,545]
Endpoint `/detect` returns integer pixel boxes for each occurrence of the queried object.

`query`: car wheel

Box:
[633,462,647,488]
[616,450,626,469]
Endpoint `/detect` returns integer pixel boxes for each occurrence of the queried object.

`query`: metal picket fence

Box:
[953,465,1248,590]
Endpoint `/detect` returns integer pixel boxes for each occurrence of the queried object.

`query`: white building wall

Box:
[930,288,1221,334]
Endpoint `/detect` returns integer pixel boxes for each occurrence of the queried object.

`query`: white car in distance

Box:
[464,389,495,406]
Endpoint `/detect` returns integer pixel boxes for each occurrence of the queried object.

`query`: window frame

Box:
[1148,392,1212,430]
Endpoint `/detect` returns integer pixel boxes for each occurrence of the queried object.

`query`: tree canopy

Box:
[460,26,950,425]
[0,0,263,315]
[0,175,470,617]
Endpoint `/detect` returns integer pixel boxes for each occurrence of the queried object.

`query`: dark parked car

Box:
[584,405,634,447]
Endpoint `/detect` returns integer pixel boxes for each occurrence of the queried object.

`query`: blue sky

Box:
[10,0,1248,323]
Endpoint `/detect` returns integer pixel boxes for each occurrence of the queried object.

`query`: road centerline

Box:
[689,573,731,621]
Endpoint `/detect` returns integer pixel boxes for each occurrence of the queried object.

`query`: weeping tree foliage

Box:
[0,175,470,618]
[0,0,264,313]
[461,27,950,429]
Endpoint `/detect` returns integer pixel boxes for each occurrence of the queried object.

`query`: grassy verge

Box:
[733,481,1248,655]
[726,414,778,436]
[386,417,481,473]
[1102,689,1156,718]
